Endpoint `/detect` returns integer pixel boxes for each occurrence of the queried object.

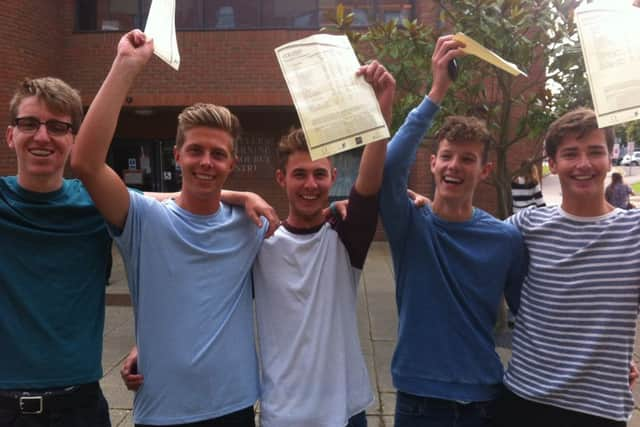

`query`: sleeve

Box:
[533,183,546,207]
[379,96,440,246]
[335,187,379,269]
[504,226,528,314]
[107,190,155,296]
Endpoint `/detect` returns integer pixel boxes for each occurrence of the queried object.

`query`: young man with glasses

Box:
[0,76,113,426]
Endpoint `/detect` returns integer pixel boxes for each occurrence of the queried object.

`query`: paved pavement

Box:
[103,237,640,426]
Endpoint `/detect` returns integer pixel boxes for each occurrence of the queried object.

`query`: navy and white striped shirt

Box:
[504,206,640,421]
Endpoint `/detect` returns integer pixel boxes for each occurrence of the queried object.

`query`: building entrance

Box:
[109,139,181,192]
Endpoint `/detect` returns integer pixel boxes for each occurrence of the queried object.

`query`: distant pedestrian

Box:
[72,30,277,426]
[511,160,546,213]
[605,172,634,209]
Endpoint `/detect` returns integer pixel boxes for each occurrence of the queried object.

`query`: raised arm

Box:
[379,35,463,241]
[353,60,396,196]
[71,30,153,229]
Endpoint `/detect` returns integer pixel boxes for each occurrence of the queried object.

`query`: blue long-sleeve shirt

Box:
[379,96,528,402]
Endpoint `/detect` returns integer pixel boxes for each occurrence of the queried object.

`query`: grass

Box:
[542,162,550,177]
[632,182,640,194]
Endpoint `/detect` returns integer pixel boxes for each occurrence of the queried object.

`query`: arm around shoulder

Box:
[504,226,528,314]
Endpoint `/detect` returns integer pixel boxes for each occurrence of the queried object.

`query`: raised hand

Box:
[115,29,154,74]
[428,35,465,104]
[357,60,396,126]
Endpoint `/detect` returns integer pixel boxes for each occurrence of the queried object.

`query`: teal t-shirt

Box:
[0,177,110,389]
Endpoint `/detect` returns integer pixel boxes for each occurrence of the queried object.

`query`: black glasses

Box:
[13,116,73,136]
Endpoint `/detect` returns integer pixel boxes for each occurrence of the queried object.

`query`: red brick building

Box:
[0,0,540,227]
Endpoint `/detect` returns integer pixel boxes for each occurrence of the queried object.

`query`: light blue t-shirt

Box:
[112,191,267,425]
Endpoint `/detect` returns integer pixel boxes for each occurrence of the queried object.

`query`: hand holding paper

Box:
[275,34,389,160]
[116,29,154,73]
[144,0,180,70]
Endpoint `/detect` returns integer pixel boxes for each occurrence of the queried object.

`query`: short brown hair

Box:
[9,77,83,134]
[175,103,241,152]
[544,108,614,160]
[435,116,491,163]
[277,128,309,172]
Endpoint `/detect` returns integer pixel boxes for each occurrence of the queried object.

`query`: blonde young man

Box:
[121,57,395,427]
[72,30,274,426]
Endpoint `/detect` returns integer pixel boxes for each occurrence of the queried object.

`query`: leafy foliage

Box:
[324,0,586,218]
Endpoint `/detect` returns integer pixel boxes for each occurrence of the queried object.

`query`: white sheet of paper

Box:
[576,2,640,127]
[453,33,527,77]
[275,34,389,160]
[144,0,180,71]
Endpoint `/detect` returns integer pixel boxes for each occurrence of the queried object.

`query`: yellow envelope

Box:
[453,33,527,77]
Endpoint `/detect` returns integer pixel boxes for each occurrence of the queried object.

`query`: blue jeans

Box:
[347,410,367,427]
[395,391,495,427]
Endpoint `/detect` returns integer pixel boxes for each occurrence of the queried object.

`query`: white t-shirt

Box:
[253,189,377,427]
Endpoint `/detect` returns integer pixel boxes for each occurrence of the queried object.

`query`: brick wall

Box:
[0,0,544,229]
[0,0,67,176]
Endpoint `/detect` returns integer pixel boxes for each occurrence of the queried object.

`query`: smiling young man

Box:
[251,59,394,427]
[493,108,640,427]
[378,35,528,426]
[71,30,271,426]
[0,77,112,426]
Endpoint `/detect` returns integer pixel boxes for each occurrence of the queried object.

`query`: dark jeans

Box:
[347,410,367,427]
[135,405,255,427]
[394,391,495,427]
[493,388,625,427]
[0,386,110,427]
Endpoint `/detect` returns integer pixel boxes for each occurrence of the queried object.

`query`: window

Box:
[318,1,414,28]
[176,0,203,29]
[261,0,317,28]
[75,0,414,31]
[203,1,259,29]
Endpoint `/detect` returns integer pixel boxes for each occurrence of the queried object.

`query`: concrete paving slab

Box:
[380,392,396,416]
[373,340,396,393]
[108,409,128,427]
[102,241,640,426]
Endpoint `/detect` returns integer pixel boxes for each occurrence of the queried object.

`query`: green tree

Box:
[326,0,584,218]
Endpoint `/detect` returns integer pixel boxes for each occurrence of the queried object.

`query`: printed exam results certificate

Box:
[576,2,640,127]
[275,34,389,160]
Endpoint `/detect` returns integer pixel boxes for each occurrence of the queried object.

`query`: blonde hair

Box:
[176,103,240,152]
[513,161,541,185]
[9,77,83,134]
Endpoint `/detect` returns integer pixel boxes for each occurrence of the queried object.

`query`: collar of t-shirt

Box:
[281,220,325,235]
